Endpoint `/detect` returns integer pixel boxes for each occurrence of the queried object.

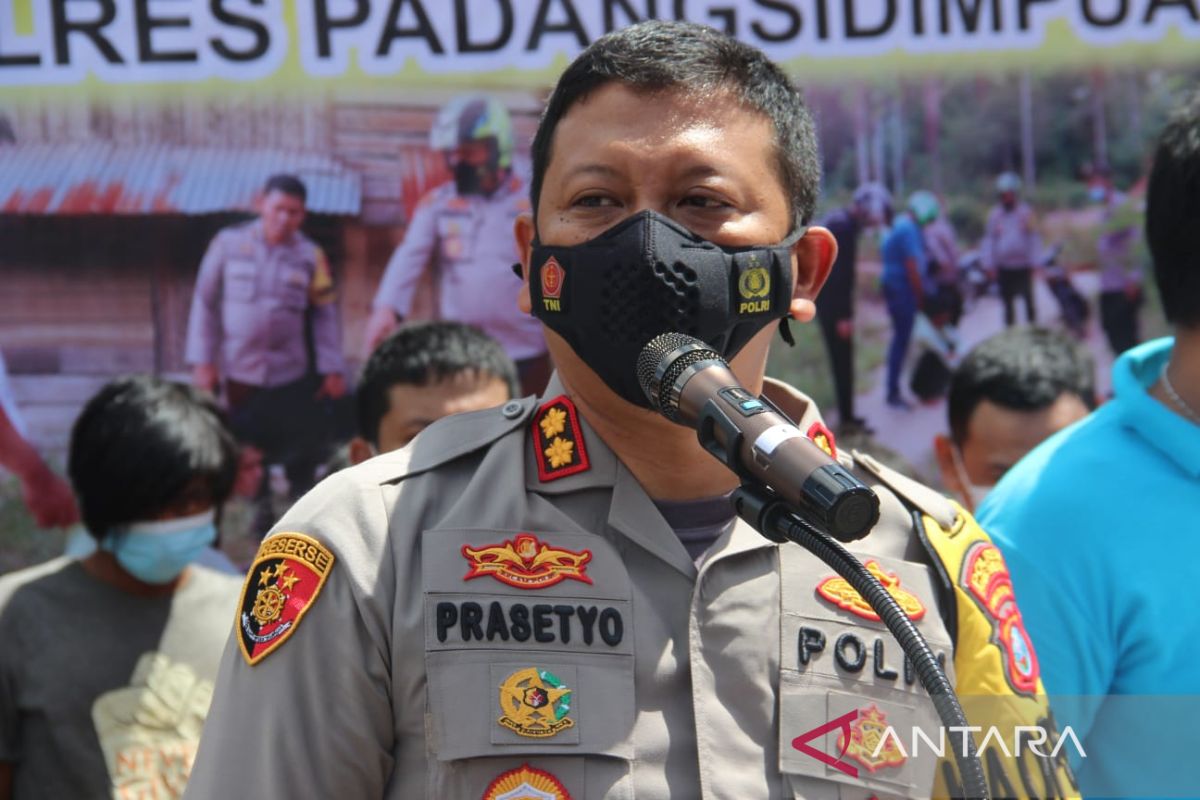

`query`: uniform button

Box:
[502,401,524,419]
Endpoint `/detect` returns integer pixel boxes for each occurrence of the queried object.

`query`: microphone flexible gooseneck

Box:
[637,332,989,800]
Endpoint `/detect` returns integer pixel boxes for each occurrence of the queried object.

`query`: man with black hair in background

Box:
[978,91,1200,798]
[932,326,1096,513]
[185,173,346,502]
[0,376,242,799]
[348,321,518,465]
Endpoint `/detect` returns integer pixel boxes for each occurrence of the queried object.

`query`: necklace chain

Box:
[1161,365,1200,425]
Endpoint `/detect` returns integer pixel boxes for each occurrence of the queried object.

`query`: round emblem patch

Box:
[482,764,571,800]
[498,667,575,738]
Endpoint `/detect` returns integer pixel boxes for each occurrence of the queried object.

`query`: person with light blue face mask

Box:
[0,376,244,799]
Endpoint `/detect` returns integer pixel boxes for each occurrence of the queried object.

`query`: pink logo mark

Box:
[791,709,860,778]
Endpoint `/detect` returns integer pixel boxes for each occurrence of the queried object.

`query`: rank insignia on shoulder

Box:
[839,704,906,773]
[816,560,926,622]
[532,395,590,482]
[498,667,575,738]
[462,533,592,590]
[483,764,572,800]
[236,532,335,666]
[806,421,837,459]
[960,541,1040,695]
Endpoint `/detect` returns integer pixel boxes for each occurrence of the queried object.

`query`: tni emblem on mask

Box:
[541,256,565,312]
[498,667,575,738]
[237,532,335,666]
[462,533,593,590]
[738,264,771,314]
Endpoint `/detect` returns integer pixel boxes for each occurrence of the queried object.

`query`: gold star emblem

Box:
[544,437,574,469]
[258,567,273,587]
[279,572,299,591]
[539,407,567,439]
[274,562,289,579]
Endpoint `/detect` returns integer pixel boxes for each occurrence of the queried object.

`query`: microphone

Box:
[637,332,879,541]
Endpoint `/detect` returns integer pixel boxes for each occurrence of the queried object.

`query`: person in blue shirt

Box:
[977,91,1200,799]
[880,195,929,408]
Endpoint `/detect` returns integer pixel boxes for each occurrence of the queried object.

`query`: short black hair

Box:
[530,20,819,230]
[263,173,307,203]
[67,376,238,540]
[1146,90,1200,329]
[356,321,519,446]
[947,327,1097,444]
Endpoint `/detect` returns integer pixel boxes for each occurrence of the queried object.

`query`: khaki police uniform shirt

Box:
[373,177,546,362]
[184,219,344,387]
[186,375,1074,800]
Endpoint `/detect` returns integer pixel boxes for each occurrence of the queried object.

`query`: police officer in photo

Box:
[365,94,552,396]
[185,174,347,504]
[187,23,1075,800]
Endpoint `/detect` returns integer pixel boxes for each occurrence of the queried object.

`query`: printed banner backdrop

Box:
[1,0,1197,569]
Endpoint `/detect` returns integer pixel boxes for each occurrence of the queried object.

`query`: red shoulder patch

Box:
[237,533,335,666]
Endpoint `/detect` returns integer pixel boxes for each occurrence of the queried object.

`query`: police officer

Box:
[185,174,346,500]
[365,94,551,396]
[187,24,1075,800]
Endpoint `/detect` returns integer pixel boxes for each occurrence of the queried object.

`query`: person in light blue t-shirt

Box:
[977,91,1200,799]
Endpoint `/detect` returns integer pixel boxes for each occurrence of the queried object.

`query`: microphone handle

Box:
[676,362,880,541]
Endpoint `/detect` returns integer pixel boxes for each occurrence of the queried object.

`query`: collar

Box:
[252,218,296,249]
[1112,337,1200,478]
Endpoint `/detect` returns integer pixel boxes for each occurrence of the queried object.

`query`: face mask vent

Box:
[599,257,702,344]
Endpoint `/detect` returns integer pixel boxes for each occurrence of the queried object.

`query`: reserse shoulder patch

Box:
[237,532,335,666]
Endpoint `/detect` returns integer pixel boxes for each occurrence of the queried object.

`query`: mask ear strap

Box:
[778,317,796,347]
[775,224,808,348]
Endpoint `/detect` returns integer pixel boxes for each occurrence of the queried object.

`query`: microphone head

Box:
[637,332,725,418]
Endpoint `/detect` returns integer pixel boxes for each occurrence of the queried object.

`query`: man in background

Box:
[982,172,1041,327]
[364,95,550,396]
[977,92,1200,797]
[933,326,1096,512]
[348,321,517,465]
[0,376,241,799]
[815,183,889,433]
[185,174,346,501]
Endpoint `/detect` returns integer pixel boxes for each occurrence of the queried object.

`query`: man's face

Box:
[514,83,833,404]
[367,372,512,457]
[260,190,306,245]
[934,392,1091,511]
[999,190,1017,210]
[448,139,501,195]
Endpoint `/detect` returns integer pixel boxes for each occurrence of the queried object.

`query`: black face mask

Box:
[529,210,805,407]
[453,161,489,196]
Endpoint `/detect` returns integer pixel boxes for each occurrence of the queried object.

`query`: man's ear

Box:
[348,437,375,467]
[787,226,837,323]
[932,433,964,500]
[514,212,535,314]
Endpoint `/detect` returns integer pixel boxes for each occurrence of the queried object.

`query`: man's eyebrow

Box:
[562,163,622,181]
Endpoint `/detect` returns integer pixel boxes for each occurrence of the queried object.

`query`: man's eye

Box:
[680,195,729,209]
[574,195,617,208]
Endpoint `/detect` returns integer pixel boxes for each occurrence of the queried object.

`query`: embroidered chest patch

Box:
[816,560,927,622]
[482,764,572,800]
[497,667,575,738]
[237,532,335,666]
[461,533,593,590]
